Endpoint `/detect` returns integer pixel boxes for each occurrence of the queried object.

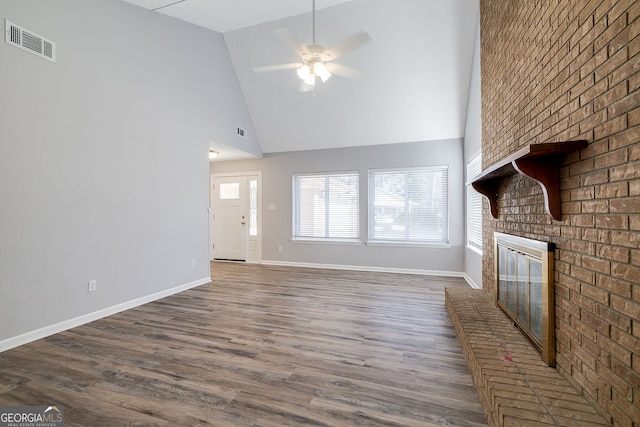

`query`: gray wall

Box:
[463,13,482,288]
[212,139,465,274]
[0,0,257,345]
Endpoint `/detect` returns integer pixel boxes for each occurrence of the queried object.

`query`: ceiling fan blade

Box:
[274,27,309,56]
[253,63,303,73]
[326,62,363,79]
[325,31,371,60]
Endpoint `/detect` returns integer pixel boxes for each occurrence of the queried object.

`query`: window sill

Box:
[291,238,363,246]
[365,240,451,248]
[466,244,483,256]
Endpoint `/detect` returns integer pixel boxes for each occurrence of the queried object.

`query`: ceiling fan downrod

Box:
[298,0,331,87]
[312,0,316,46]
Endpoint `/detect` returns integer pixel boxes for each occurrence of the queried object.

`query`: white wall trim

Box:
[463,272,482,289]
[0,276,211,353]
[261,259,470,280]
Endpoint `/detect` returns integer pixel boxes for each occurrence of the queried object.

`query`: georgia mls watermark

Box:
[0,406,64,427]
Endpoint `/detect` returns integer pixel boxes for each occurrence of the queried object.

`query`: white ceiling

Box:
[120,0,479,157]
[121,0,362,33]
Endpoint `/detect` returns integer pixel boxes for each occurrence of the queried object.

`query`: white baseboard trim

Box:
[260,259,469,279]
[462,273,482,289]
[0,276,211,353]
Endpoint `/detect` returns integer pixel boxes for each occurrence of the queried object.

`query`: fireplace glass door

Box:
[499,249,543,342]
[495,233,555,366]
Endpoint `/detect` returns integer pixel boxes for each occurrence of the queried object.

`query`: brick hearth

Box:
[445,287,611,427]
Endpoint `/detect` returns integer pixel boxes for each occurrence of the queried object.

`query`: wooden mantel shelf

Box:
[471,141,587,220]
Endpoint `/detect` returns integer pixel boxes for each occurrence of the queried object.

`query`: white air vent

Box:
[236,126,247,139]
[5,20,56,62]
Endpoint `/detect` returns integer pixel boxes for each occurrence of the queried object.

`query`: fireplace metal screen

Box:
[495,233,555,366]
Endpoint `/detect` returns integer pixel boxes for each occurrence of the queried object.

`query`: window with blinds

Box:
[467,153,483,252]
[368,166,448,244]
[292,172,359,240]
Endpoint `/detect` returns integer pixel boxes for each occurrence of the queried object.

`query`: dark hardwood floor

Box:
[0,262,487,426]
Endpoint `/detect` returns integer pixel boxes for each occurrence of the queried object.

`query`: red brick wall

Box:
[480,1,639,425]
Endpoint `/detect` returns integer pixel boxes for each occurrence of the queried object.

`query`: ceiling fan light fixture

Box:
[296,64,310,80]
[314,62,332,82]
[304,73,316,86]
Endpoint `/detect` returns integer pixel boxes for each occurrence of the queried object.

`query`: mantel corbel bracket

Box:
[471,141,587,221]
[512,156,562,220]
[471,179,499,218]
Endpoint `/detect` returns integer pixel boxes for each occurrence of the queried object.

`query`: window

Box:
[249,179,258,237]
[293,172,359,240]
[219,182,240,199]
[467,153,483,252]
[368,167,448,244]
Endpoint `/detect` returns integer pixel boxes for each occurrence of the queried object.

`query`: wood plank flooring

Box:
[0,262,487,426]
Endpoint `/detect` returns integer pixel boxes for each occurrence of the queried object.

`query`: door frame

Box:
[210,171,262,264]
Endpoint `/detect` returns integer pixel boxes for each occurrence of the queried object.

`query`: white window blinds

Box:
[293,172,359,240]
[467,154,483,251]
[368,167,448,243]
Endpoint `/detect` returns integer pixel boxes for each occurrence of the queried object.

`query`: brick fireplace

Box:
[476,1,640,426]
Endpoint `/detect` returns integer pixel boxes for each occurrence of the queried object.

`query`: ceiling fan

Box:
[252,0,371,91]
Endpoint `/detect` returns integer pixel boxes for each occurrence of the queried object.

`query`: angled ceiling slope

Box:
[120,0,361,33]
[120,0,480,155]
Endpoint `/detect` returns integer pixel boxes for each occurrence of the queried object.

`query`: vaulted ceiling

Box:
[121,0,479,158]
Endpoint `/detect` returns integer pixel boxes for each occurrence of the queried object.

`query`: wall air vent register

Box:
[5,19,56,62]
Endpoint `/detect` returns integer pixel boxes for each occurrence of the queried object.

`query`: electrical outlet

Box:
[88,280,97,292]
[278,245,283,252]
[190,259,196,268]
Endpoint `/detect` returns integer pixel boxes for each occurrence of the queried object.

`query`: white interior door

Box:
[211,176,247,261]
